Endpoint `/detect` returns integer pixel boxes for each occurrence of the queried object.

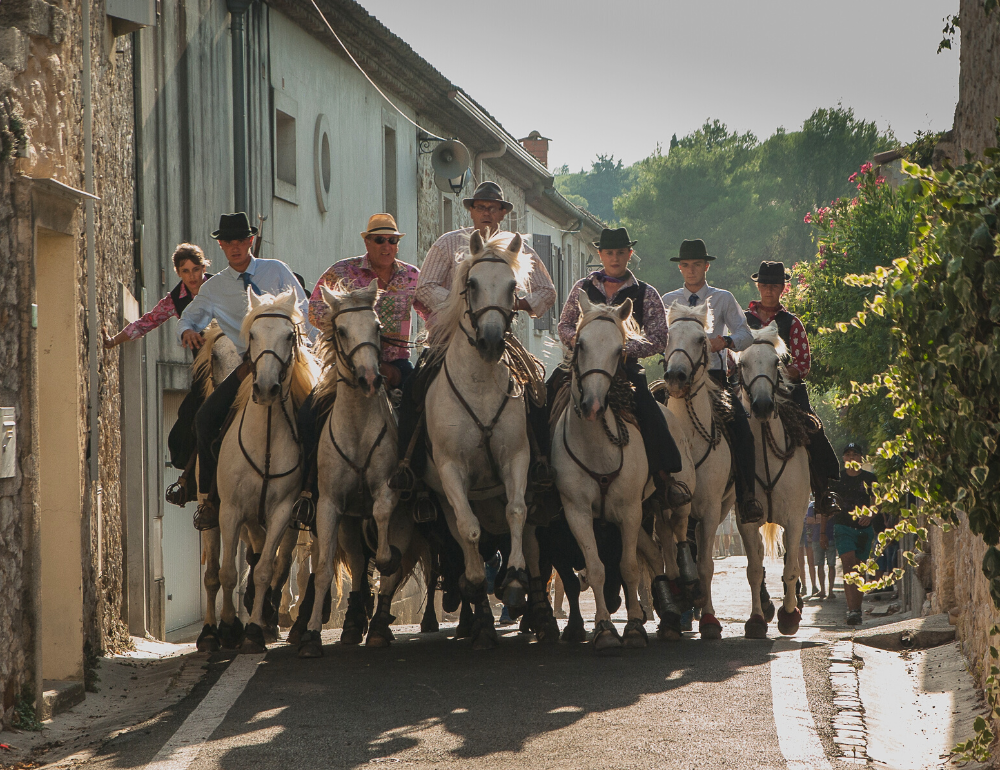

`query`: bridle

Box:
[738,338,783,405]
[240,311,303,526]
[663,317,710,396]
[570,315,626,420]
[459,255,517,347]
[328,305,383,389]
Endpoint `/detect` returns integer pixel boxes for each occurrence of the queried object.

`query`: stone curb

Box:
[829,639,870,765]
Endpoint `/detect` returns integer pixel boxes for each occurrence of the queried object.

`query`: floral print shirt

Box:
[309,255,430,362]
[123,278,207,340]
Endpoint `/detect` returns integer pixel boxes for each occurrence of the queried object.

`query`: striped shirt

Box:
[415,227,556,323]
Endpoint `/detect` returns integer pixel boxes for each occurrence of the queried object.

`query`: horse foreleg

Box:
[197,529,223,652]
[618,507,647,648]
[738,519,768,639]
[695,508,723,640]
[523,524,559,643]
[243,500,294,652]
[560,566,587,643]
[500,457,530,611]
[438,464,486,592]
[299,496,340,658]
[268,526,297,633]
[339,517,371,645]
[217,505,244,649]
[637,526,665,577]
[563,503,617,651]
[372,485,403,576]
[778,520,803,636]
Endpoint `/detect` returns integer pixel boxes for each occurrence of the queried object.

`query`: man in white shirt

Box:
[177,212,314,530]
[661,239,763,524]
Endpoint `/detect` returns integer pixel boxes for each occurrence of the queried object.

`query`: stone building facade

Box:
[0,0,138,725]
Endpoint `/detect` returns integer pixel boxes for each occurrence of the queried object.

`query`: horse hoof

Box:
[341,628,364,646]
[744,614,769,639]
[278,612,293,629]
[240,622,267,653]
[297,630,324,659]
[263,624,279,644]
[376,546,403,577]
[796,595,804,611]
[762,600,776,624]
[500,568,529,611]
[365,626,394,648]
[420,616,440,633]
[218,618,244,650]
[561,620,587,644]
[442,587,461,614]
[699,614,723,640]
[777,607,802,636]
[534,617,560,644]
[196,624,221,653]
[471,625,499,650]
[657,624,683,642]
[593,620,622,653]
[622,619,649,648]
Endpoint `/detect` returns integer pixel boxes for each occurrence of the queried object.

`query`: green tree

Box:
[555,154,633,223]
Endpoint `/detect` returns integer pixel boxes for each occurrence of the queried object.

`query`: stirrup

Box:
[528,458,556,490]
[165,477,193,508]
[193,499,219,531]
[666,479,692,508]
[738,498,765,525]
[388,462,417,500]
[290,491,316,531]
[816,490,842,517]
[412,491,436,523]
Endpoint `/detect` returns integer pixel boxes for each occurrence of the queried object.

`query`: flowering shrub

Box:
[785,162,916,448]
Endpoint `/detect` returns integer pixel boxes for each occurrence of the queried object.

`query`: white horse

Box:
[552,295,696,650]
[736,322,810,637]
[662,301,737,640]
[216,288,318,653]
[297,280,424,656]
[423,230,533,650]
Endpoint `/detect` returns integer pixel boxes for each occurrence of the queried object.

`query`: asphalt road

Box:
[73,557,857,770]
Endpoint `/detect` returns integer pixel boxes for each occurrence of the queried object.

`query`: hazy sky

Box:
[358,0,960,171]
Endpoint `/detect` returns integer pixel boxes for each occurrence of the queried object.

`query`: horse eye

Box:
[286,332,294,342]
[338,327,347,337]
[468,278,478,292]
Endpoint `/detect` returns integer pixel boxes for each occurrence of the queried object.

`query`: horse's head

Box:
[460,230,524,362]
[571,293,633,421]
[241,287,302,406]
[739,322,786,420]
[664,301,712,397]
[320,279,383,397]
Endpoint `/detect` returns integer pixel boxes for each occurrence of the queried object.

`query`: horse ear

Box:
[578,291,593,314]
[766,320,779,333]
[248,286,262,309]
[320,283,340,313]
[507,232,523,256]
[616,298,633,322]
[361,278,379,304]
[469,229,484,256]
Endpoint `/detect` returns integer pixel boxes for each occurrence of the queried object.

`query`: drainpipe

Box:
[228,1,252,213]
[83,0,98,487]
[473,144,505,185]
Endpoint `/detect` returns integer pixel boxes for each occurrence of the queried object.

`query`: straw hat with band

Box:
[361,213,405,240]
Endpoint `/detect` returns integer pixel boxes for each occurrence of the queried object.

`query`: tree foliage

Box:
[554,155,634,224]
[614,107,894,302]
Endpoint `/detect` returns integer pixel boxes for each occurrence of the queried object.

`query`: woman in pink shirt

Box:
[103,243,211,348]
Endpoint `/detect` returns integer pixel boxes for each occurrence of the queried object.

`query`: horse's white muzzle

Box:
[252,380,281,405]
[355,365,382,397]
[475,322,506,363]
[664,366,691,397]
[751,395,775,420]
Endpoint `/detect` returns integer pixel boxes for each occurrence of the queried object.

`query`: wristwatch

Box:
[723,335,734,350]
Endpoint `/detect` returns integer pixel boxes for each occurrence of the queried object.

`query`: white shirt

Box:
[177,256,316,355]
[661,283,753,372]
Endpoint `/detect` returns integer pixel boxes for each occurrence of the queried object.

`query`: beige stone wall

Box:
[0,0,134,725]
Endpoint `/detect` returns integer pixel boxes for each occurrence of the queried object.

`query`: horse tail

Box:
[761,522,782,561]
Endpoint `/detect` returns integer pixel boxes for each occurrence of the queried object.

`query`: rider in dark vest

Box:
[555,227,689,509]
[745,261,841,512]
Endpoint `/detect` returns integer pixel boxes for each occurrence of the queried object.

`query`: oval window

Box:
[314,114,332,213]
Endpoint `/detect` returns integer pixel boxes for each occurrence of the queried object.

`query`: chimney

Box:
[518,130,550,168]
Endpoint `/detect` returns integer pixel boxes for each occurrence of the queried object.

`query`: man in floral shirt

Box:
[744,260,840,511]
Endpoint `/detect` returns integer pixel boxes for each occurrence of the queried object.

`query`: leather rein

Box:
[238,312,303,527]
[562,314,628,519]
[666,316,718,469]
[326,303,391,509]
[740,338,795,523]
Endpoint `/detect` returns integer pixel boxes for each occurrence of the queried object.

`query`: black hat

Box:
[593,227,637,250]
[842,442,864,456]
[211,212,258,240]
[670,238,716,262]
[463,181,513,212]
[752,261,791,284]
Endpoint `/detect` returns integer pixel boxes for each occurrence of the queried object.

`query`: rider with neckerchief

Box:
[660,239,764,524]
[555,227,691,509]
[743,260,840,514]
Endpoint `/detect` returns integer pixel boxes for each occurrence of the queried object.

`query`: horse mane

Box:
[666,300,715,335]
[312,280,382,410]
[233,289,319,413]
[191,320,225,397]
[427,230,533,350]
[576,301,646,345]
[749,323,788,358]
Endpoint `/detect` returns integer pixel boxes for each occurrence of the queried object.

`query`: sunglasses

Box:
[369,235,399,245]
[471,204,504,214]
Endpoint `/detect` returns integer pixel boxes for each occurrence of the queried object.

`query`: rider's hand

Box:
[380,363,402,389]
[181,330,205,350]
[514,297,532,312]
[709,335,728,353]
[102,326,118,350]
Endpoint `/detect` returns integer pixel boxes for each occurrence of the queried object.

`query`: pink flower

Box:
[803,212,812,224]
[819,259,828,268]
[876,176,885,185]
[849,172,858,182]
[860,162,873,174]
[857,182,863,190]
[819,245,827,255]
[850,197,859,206]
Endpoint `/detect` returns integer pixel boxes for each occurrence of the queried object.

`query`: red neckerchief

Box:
[749,299,784,325]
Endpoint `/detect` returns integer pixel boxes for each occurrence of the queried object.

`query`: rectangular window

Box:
[273,90,298,204]
[384,126,397,219]
[532,234,552,331]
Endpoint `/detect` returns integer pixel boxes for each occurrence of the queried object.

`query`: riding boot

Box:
[193,493,219,531]
[627,360,683,475]
[652,575,684,632]
[729,399,764,524]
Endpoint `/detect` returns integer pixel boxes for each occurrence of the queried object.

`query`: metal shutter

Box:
[532,234,552,331]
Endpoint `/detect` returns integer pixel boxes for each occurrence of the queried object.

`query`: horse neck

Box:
[564,390,626,463]
[330,367,381,434]
[669,373,714,434]
[742,390,790,455]
[444,320,507,385]
[242,388,296,442]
